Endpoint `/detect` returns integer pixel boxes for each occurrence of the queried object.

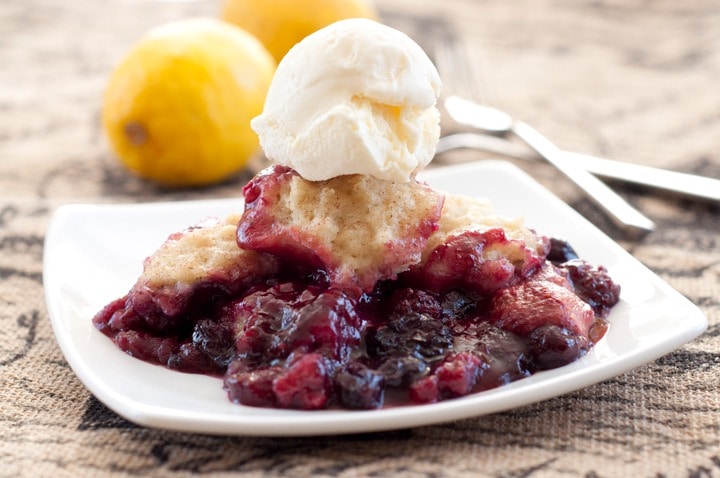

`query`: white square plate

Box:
[44,161,707,436]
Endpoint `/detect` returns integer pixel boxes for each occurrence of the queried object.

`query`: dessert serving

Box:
[93,19,620,410]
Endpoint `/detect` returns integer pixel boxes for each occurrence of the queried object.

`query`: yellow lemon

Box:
[220,0,378,63]
[102,18,276,187]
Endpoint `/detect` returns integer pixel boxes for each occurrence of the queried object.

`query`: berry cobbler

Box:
[94,19,620,411]
[93,165,620,410]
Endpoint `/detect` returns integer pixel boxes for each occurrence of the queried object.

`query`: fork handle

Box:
[436,133,720,203]
[511,121,656,235]
[564,152,720,202]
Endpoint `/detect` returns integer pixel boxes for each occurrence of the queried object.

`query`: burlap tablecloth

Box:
[2,0,719,476]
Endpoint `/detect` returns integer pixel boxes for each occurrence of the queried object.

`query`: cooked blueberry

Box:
[366,312,453,361]
[528,324,590,370]
[334,361,385,409]
[192,318,235,367]
[225,365,280,407]
[547,238,579,263]
[167,342,222,374]
[377,356,427,387]
[472,323,531,390]
[389,288,442,320]
[441,290,476,321]
[560,259,621,318]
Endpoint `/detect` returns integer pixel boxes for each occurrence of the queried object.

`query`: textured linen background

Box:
[1,0,719,476]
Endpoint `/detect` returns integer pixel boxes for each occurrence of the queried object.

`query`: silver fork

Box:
[433,35,656,235]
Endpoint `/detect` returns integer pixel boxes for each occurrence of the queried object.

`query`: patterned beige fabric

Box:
[1,0,718,476]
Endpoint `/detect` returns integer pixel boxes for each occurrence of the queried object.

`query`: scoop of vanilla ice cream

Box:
[251,18,442,182]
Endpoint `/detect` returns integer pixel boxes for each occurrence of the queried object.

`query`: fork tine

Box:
[434,34,487,105]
